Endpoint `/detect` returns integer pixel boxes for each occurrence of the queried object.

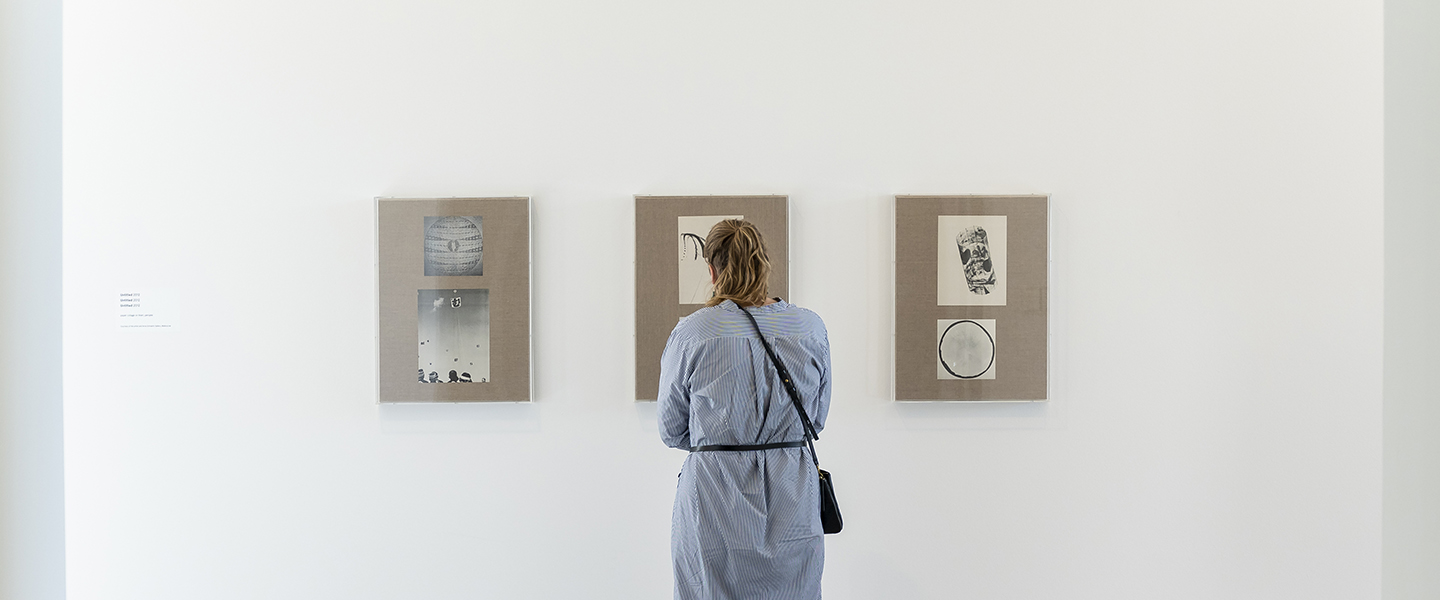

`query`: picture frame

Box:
[376,197,532,403]
[895,195,1049,401]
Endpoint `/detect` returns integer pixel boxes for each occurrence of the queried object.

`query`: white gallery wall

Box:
[62,1,1384,599]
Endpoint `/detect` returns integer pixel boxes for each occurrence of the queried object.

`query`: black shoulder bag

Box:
[739,307,843,534]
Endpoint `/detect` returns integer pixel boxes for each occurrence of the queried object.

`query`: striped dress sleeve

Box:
[657,323,692,451]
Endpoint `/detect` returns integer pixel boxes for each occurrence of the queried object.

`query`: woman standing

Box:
[658,219,832,600]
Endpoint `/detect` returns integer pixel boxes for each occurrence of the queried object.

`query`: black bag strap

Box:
[738,303,821,467]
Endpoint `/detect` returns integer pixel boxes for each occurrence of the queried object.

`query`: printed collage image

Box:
[418,216,489,384]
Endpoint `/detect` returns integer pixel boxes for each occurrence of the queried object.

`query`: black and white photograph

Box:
[937,215,1007,306]
[418,288,490,384]
[424,215,484,276]
[677,214,742,304]
[936,318,997,380]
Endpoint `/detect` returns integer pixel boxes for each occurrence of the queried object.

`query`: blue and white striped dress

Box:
[658,299,832,600]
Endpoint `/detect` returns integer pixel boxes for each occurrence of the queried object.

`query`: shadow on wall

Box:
[378,402,541,434]
[890,401,1050,431]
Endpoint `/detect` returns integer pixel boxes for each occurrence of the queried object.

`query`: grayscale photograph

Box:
[418,288,490,384]
[937,215,1007,306]
[424,216,484,276]
[936,318,997,380]
[677,214,742,304]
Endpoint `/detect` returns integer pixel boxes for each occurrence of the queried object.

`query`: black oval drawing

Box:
[938,319,996,379]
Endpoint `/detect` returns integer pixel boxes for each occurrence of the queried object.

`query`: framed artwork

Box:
[895,195,1048,401]
[634,196,788,401]
[376,197,531,402]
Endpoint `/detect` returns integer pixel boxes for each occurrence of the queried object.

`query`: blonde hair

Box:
[703,219,772,308]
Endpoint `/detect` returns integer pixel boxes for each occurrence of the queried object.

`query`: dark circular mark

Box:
[938,320,996,379]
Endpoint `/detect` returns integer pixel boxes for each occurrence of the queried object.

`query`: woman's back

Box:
[659,299,831,600]
[659,300,830,449]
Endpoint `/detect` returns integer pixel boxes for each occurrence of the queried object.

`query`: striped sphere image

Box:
[424,216,483,276]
